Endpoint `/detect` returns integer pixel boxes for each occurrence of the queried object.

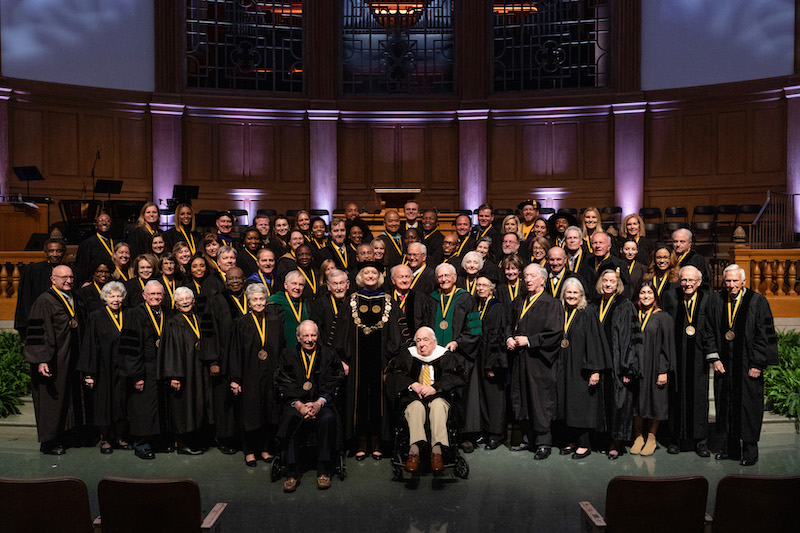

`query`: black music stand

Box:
[169,185,199,211]
[94,179,123,201]
[12,166,44,199]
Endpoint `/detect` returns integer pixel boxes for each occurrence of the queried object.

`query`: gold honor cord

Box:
[145,224,155,236]
[439,288,457,321]
[507,280,519,301]
[522,222,534,240]
[479,297,492,321]
[564,308,577,336]
[387,235,403,258]
[685,293,698,324]
[409,264,427,291]
[466,278,476,295]
[455,237,469,257]
[727,291,743,330]
[299,268,317,295]
[193,280,202,295]
[302,349,317,380]
[257,272,273,296]
[179,227,196,255]
[550,275,565,297]
[162,276,175,301]
[638,308,654,332]
[230,294,248,316]
[51,286,76,318]
[220,270,227,282]
[393,290,406,311]
[105,306,123,332]
[138,278,145,290]
[599,295,615,323]
[93,282,102,296]
[330,295,339,316]
[251,313,266,346]
[628,261,635,275]
[678,251,690,265]
[479,224,493,238]
[594,253,610,271]
[332,244,348,269]
[519,290,543,320]
[570,250,583,273]
[182,312,201,340]
[246,249,259,264]
[655,274,669,296]
[98,234,115,259]
[208,257,219,271]
[287,298,303,324]
[584,236,594,254]
[115,267,129,281]
[146,304,163,337]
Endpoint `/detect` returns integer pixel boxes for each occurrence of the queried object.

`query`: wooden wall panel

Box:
[520,123,550,179]
[717,111,747,175]
[49,112,79,177]
[583,120,610,180]
[752,106,784,173]
[81,115,115,180]
[682,114,712,176]
[119,118,148,180]
[218,123,246,181]
[429,125,457,189]
[648,116,679,178]
[9,108,43,168]
[185,121,214,182]
[551,122,579,180]
[489,125,517,182]
[399,126,425,187]
[371,127,396,186]
[278,124,307,183]
[338,125,367,189]
[248,123,275,182]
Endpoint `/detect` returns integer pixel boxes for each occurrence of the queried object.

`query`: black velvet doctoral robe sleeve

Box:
[118,305,160,382]
[480,300,508,371]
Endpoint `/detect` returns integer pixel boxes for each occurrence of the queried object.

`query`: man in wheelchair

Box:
[275,320,344,492]
[386,326,466,473]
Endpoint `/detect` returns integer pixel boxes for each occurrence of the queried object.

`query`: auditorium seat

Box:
[0,477,94,533]
[638,206,662,224]
[95,477,226,533]
[579,475,708,533]
[539,207,555,219]
[256,208,277,217]
[707,474,800,532]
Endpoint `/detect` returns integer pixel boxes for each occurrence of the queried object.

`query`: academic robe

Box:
[474,225,503,259]
[77,307,126,427]
[497,280,528,322]
[385,347,466,412]
[118,303,165,437]
[127,226,161,260]
[631,236,655,265]
[77,283,105,315]
[245,271,277,297]
[164,227,202,256]
[236,248,261,278]
[546,271,580,301]
[662,288,720,445]
[423,229,445,265]
[268,292,311,350]
[587,255,632,301]
[678,250,713,291]
[274,344,344,439]
[423,289,481,362]
[201,271,227,299]
[714,290,778,443]
[14,260,58,336]
[310,293,346,347]
[203,291,248,440]
[333,291,409,441]
[124,277,149,307]
[319,242,357,272]
[451,235,477,260]
[566,249,594,286]
[557,307,610,430]
[507,291,564,440]
[24,289,84,443]
[633,310,675,421]
[392,290,428,339]
[74,233,116,285]
[624,260,646,293]
[274,253,298,282]
[410,264,438,296]
[228,312,285,431]
[157,311,213,435]
[477,298,508,437]
[595,296,640,441]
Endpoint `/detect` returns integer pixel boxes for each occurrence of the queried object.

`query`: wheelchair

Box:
[269,391,347,483]
[388,390,469,482]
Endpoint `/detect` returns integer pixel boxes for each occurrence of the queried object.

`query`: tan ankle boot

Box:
[641,433,658,456]
[630,435,645,454]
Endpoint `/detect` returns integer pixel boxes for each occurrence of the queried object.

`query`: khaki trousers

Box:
[404,397,450,447]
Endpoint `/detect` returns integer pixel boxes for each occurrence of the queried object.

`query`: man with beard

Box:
[518,199,541,246]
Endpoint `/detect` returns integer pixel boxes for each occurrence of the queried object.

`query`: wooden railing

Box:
[0,252,46,321]
[731,248,800,317]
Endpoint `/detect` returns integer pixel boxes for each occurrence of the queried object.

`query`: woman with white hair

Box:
[159,286,212,454]
[78,280,131,454]
[458,251,484,296]
[229,283,285,467]
[557,277,610,460]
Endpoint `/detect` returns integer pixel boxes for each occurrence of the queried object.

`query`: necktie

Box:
[419,364,432,386]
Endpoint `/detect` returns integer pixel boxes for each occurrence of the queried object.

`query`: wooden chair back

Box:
[711,474,800,532]
[0,477,93,533]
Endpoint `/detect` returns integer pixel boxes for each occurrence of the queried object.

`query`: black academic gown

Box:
[310,293,346,347]
[632,236,655,265]
[546,271,580,301]
[118,304,165,437]
[385,347,466,412]
[75,233,115,285]
[236,248,261,278]
[164,227,202,256]
[333,291,409,441]
[77,283,105,316]
[423,229,445,265]
[596,296,640,441]
[477,298,508,437]
[474,225,503,259]
[157,312,213,435]
[587,255,632,301]
[497,280,528,322]
[410,265,438,296]
[14,260,58,336]
[391,290,427,340]
[319,242,357,272]
[679,250,713,291]
[624,260,646,293]
[662,288,720,446]
[77,307,126,427]
[714,290,778,444]
[508,291,564,442]
[203,291,248,441]
[633,310,675,421]
[228,312,284,432]
[557,307,610,431]
[24,289,84,443]
[127,226,161,260]
[452,236,477,261]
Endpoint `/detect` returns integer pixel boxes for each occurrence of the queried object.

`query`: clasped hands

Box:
[296,399,324,419]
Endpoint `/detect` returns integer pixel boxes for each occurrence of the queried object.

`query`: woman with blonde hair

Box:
[580,207,605,254]
[620,213,654,264]
[128,202,161,258]
[165,203,200,256]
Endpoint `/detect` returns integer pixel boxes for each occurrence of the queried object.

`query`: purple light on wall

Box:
[613,102,647,217]
[150,103,184,208]
[308,110,339,217]
[0,87,11,198]
[786,86,800,233]
[458,110,489,211]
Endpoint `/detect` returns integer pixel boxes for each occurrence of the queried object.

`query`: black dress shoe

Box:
[40,444,66,456]
[113,440,133,451]
[475,435,488,446]
[510,442,532,452]
[667,444,680,454]
[177,446,204,455]
[260,454,274,463]
[533,446,551,460]
[740,457,758,466]
[695,443,710,458]
[560,443,575,455]
[485,439,502,451]
[244,456,257,467]
[572,448,591,460]
[461,441,475,454]
[218,445,237,455]
[715,451,729,461]
[355,452,367,461]
[100,443,114,455]
[154,445,175,454]
[135,448,155,460]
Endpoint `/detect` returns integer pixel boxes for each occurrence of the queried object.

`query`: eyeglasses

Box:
[52,275,75,280]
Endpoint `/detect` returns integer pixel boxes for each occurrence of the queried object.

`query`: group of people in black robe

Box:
[17,198,779,487]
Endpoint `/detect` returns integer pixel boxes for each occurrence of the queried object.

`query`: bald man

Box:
[378,210,405,267]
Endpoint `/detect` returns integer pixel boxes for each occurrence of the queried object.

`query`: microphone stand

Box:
[91,149,100,200]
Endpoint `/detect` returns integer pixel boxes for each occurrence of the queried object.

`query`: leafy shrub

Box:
[764,329,800,432]
[0,331,30,418]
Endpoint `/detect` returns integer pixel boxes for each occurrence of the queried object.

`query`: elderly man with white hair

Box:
[506,263,564,459]
[672,228,712,290]
[386,326,466,473]
[660,265,720,457]
[406,242,438,295]
[713,264,778,466]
